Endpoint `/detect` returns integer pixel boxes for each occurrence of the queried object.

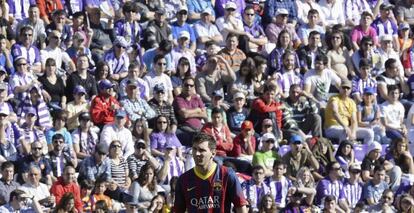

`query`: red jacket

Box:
[90,95,120,125]
[249,97,283,131]
[50,177,83,212]
[201,123,233,156]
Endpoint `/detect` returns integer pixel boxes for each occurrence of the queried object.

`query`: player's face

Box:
[192,141,216,167]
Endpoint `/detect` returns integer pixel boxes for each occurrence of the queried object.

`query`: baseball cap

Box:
[341,80,352,88]
[98,79,115,90]
[380,3,394,10]
[262,118,272,126]
[201,8,213,15]
[95,143,108,155]
[233,92,245,100]
[363,87,376,95]
[212,90,224,99]
[380,34,393,41]
[225,2,237,10]
[275,8,289,16]
[261,133,276,143]
[78,112,91,121]
[179,31,190,40]
[126,79,138,87]
[367,141,382,154]
[289,135,303,144]
[349,163,361,172]
[400,22,410,30]
[115,109,127,118]
[73,85,86,94]
[0,107,9,116]
[155,8,166,15]
[178,5,188,12]
[153,84,165,93]
[25,107,36,116]
[241,120,253,131]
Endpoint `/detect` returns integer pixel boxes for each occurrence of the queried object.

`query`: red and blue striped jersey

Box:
[174,164,248,213]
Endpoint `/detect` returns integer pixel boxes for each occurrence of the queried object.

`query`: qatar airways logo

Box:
[190,196,220,209]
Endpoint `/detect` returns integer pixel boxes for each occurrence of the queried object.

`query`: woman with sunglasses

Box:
[66,85,90,131]
[326,30,355,80]
[150,115,183,159]
[171,57,192,97]
[127,140,160,181]
[108,140,130,191]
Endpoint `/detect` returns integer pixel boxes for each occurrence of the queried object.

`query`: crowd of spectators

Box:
[1,0,414,212]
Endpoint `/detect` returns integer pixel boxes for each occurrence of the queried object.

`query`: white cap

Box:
[367,141,382,154]
[225,2,237,9]
[380,34,393,41]
[178,5,188,12]
[201,8,213,15]
[233,92,245,100]
[261,133,276,142]
[179,31,190,39]
[275,8,289,16]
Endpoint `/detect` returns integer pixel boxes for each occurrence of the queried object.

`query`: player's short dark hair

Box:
[193,133,217,150]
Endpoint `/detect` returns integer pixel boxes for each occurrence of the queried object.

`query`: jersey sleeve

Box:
[174,175,187,212]
[227,168,248,208]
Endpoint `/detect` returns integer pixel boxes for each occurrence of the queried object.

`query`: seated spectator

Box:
[297,10,325,46]
[19,141,53,185]
[127,140,160,181]
[15,5,46,50]
[385,138,414,176]
[267,30,300,75]
[283,84,322,139]
[201,107,233,159]
[147,194,167,213]
[372,3,399,50]
[226,92,249,135]
[103,36,130,81]
[229,120,256,162]
[40,30,75,73]
[311,138,336,180]
[157,145,185,187]
[78,143,111,182]
[326,30,355,80]
[242,6,268,53]
[119,63,149,101]
[206,90,228,122]
[66,86,90,131]
[94,61,111,84]
[66,31,94,68]
[282,135,319,180]
[114,2,142,46]
[132,118,150,144]
[241,165,270,211]
[53,193,78,213]
[108,140,130,191]
[248,84,282,139]
[171,31,196,75]
[45,111,72,151]
[129,163,164,210]
[215,3,245,47]
[343,163,363,209]
[351,59,378,104]
[143,8,173,50]
[377,58,410,103]
[257,194,277,213]
[399,22,412,55]
[193,9,223,51]
[359,87,387,141]
[0,108,20,163]
[144,54,174,104]
[296,0,325,26]
[38,58,67,110]
[381,85,408,140]
[361,142,402,191]
[399,194,414,213]
[292,167,316,206]
[65,54,98,102]
[49,165,82,212]
[71,112,98,160]
[48,134,77,179]
[87,8,114,61]
[90,79,120,127]
[9,56,40,102]
[0,189,42,212]
[378,35,404,76]
[91,178,113,211]
[266,160,292,209]
[315,162,349,211]
[362,165,389,205]
[351,37,382,76]
[172,57,192,96]
[171,6,196,52]
[148,84,177,131]
[324,80,374,144]
[173,77,207,146]
[18,85,53,129]
[19,165,55,208]
[187,0,215,23]
[319,0,345,27]
[195,55,236,104]
[335,140,355,174]
[252,133,279,176]
[231,58,257,102]
[297,31,326,74]
[0,162,20,205]
[142,40,174,73]
[100,109,134,158]
[10,26,42,74]
[265,9,300,46]
[18,108,47,156]
[121,79,156,122]
[45,10,72,48]
[150,115,183,159]
[218,33,246,72]
[351,11,378,50]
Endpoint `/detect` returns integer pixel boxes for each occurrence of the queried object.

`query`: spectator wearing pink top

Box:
[351,11,379,50]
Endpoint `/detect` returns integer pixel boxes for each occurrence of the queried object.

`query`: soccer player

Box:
[174,133,248,212]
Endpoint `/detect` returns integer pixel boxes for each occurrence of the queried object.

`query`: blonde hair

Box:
[296,167,315,188]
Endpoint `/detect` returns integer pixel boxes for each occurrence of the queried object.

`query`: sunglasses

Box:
[179,11,188,15]
[245,13,255,16]
[157,121,167,124]
[16,63,27,66]
[32,147,42,150]
[184,83,194,88]
[116,44,126,49]
[51,36,60,40]
[111,144,122,148]
[135,144,146,149]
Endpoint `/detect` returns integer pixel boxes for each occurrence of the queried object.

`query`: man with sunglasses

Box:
[216,2,245,46]
[265,9,300,45]
[127,140,160,181]
[242,6,268,53]
[144,54,174,104]
[48,134,77,179]
[40,30,75,73]
[10,26,42,75]
[103,36,130,81]
[367,189,396,212]
[114,2,141,46]
[50,165,83,212]
[324,80,375,144]
[172,6,197,53]
[19,141,53,185]
[148,84,177,131]
[343,163,363,209]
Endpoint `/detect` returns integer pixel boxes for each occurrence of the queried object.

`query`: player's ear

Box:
[211,149,216,158]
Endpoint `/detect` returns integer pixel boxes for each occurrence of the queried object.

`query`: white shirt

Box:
[215,16,243,46]
[319,0,345,26]
[304,68,341,102]
[144,71,173,101]
[40,46,72,69]
[100,124,134,158]
[19,182,50,201]
[381,101,405,130]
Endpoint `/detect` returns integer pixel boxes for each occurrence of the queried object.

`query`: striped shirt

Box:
[8,0,35,21]
[148,99,178,125]
[315,177,346,207]
[276,70,303,97]
[9,72,37,101]
[158,156,184,185]
[266,176,292,208]
[18,96,53,130]
[344,0,372,24]
[127,154,149,179]
[11,43,41,66]
[241,180,270,210]
[372,18,398,37]
[110,158,128,186]
[343,179,363,209]
[351,76,377,97]
[104,51,129,75]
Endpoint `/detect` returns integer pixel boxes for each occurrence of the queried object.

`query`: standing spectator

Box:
[90,79,120,127]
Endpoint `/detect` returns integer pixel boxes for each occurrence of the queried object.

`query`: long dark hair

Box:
[175,57,192,78]
[95,61,110,80]
[137,163,157,192]
[239,57,256,84]
[54,192,75,212]
[276,30,292,49]
[327,30,344,51]
[153,115,170,133]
